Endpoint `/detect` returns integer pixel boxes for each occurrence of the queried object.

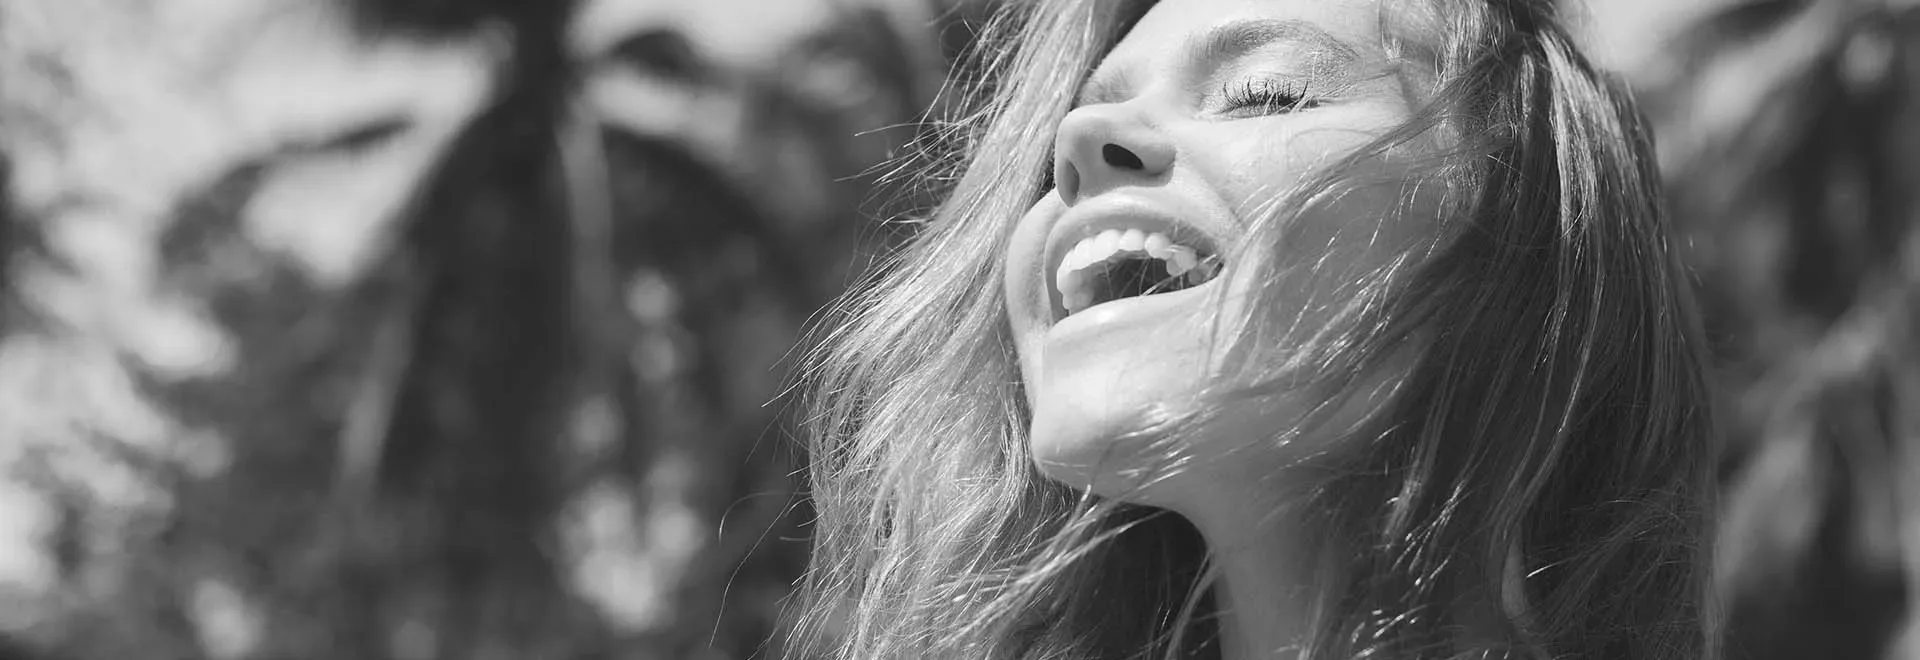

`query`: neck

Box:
[1183,497,1323,660]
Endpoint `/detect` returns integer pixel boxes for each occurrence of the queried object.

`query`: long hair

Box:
[793,1,1716,658]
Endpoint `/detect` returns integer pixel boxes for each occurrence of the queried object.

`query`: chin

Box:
[1026,368,1196,500]
[1024,335,1302,506]
[1024,342,1378,509]
[1017,273,1205,488]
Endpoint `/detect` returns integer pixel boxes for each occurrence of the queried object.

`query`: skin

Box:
[1000,0,1442,656]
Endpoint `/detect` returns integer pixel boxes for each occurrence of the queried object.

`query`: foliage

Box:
[0,0,941,658]
[1649,1,1920,658]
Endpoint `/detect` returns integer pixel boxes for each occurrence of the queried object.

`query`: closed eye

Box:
[1219,78,1318,117]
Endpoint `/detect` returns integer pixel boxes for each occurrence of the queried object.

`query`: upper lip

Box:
[1042,191,1233,317]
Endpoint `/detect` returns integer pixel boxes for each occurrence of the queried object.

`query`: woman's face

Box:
[1003,0,1440,507]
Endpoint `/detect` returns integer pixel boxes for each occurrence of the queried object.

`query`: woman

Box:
[794,0,1716,658]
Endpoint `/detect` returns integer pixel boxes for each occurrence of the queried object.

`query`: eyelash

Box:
[1221,79,1316,114]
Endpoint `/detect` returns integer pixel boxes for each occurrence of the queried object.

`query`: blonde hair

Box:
[792,1,1717,658]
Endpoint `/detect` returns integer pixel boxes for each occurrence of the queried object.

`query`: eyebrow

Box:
[1077,17,1362,106]
[1196,17,1359,65]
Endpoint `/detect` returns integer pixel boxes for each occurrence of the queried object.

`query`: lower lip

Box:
[1046,278,1222,344]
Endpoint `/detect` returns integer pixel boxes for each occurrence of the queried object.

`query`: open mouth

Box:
[1054,228,1223,317]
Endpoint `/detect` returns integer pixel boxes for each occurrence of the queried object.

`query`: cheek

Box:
[1187,120,1443,353]
[1199,118,1440,262]
[1186,117,1400,221]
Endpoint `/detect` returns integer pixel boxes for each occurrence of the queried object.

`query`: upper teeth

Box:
[1055,228,1210,313]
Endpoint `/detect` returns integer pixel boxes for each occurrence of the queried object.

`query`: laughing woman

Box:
[794,0,1716,659]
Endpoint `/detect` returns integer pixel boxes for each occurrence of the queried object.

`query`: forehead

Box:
[1100,0,1391,71]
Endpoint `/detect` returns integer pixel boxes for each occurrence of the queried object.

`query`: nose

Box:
[1052,103,1175,204]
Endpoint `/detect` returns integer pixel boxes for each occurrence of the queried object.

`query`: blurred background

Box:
[0,0,1912,659]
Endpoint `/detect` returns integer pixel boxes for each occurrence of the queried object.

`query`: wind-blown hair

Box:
[792,1,1716,659]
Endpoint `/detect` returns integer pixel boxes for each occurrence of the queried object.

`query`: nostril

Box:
[1055,160,1080,202]
[1102,143,1144,170]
